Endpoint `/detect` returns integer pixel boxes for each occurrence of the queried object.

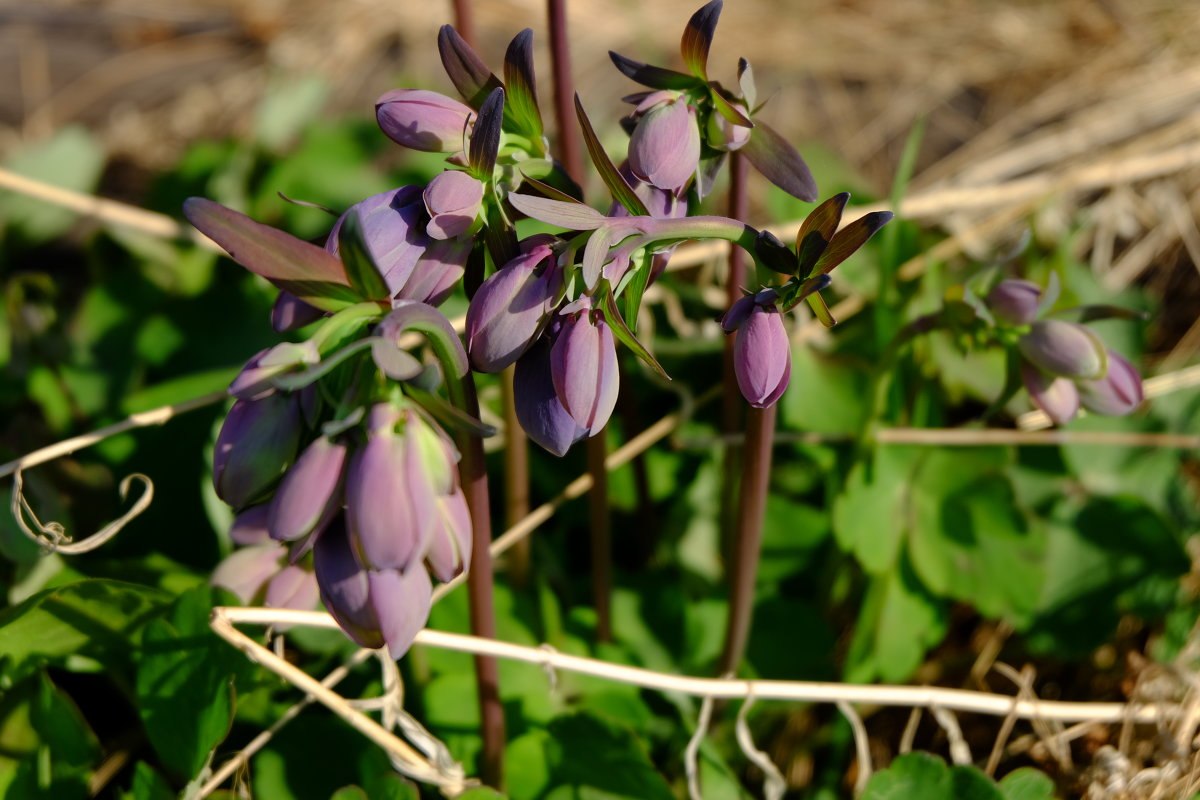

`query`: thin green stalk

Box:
[717,403,777,675]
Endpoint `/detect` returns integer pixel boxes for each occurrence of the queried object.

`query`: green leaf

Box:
[780,346,869,435]
[135,587,241,778]
[681,0,722,81]
[437,25,504,110]
[337,207,391,301]
[31,672,100,768]
[998,768,1058,800]
[3,126,105,244]
[607,51,701,92]
[329,788,370,800]
[600,289,669,379]
[130,762,176,800]
[540,712,674,800]
[0,579,170,683]
[795,192,849,274]
[182,197,358,311]
[833,446,921,574]
[574,95,650,217]
[863,752,1004,800]
[254,74,330,152]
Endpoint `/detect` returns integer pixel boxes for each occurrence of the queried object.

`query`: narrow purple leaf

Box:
[681,0,722,81]
[437,25,503,109]
[608,51,701,91]
[183,197,357,311]
[814,210,894,274]
[740,119,818,202]
[795,192,848,274]
[469,87,505,179]
[508,192,607,230]
[574,94,651,216]
[755,230,799,275]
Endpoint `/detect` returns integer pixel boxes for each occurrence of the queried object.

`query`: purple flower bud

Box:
[213,393,303,510]
[327,187,429,295]
[986,280,1042,327]
[720,294,759,333]
[410,413,460,496]
[272,292,324,333]
[345,406,435,571]
[1078,350,1143,416]
[423,171,485,240]
[314,518,384,649]
[551,306,619,435]
[1018,320,1106,379]
[367,567,432,658]
[733,304,791,408]
[514,334,587,456]
[375,89,475,153]
[268,436,347,543]
[426,490,472,582]
[1021,362,1080,425]
[466,239,559,372]
[628,93,701,191]
[394,238,470,307]
[211,544,284,604]
[229,504,272,546]
[265,564,320,613]
[229,341,320,400]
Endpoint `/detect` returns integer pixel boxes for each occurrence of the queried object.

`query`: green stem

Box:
[718,403,777,675]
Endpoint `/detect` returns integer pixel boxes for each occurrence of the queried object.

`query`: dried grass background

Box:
[2,1,1199,798]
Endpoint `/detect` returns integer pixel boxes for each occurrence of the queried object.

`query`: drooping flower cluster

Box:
[984,279,1144,424]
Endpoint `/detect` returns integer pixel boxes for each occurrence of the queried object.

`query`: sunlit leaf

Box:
[574,95,651,217]
[508,193,607,230]
[814,210,894,274]
[681,0,722,81]
[607,51,700,91]
[601,290,669,379]
[503,29,544,145]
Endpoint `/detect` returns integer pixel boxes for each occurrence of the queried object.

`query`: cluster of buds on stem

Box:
[984,279,1144,424]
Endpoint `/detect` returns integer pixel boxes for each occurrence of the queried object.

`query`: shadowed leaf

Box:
[681,0,722,80]
[337,208,390,301]
[437,25,503,109]
[780,274,832,312]
[755,230,799,275]
[182,197,358,311]
[795,192,849,273]
[469,88,505,178]
[503,29,544,144]
[574,94,651,216]
[738,58,756,109]
[741,119,818,201]
[815,211,894,274]
[806,291,836,327]
[508,193,607,230]
[518,176,583,204]
[709,88,754,127]
[608,51,700,91]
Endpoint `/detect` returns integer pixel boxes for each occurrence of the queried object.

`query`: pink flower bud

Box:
[423,170,484,240]
[514,334,587,456]
[1078,350,1143,417]
[986,280,1042,327]
[213,393,302,510]
[268,436,347,543]
[1018,320,1106,379]
[1021,362,1080,425]
[375,89,475,153]
[314,519,384,649]
[466,239,559,372]
[550,307,619,435]
[733,304,791,408]
[425,490,472,582]
[628,94,701,191]
[211,544,284,604]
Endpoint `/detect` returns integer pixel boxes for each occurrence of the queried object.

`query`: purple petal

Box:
[514,335,586,456]
[550,311,619,433]
[425,490,472,582]
[229,504,272,546]
[314,519,384,648]
[628,98,701,191]
[466,244,558,372]
[733,306,791,408]
[368,567,433,659]
[986,279,1042,327]
[1018,320,1106,379]
[272,292,325,332]
[211,544,283,604]
[423,171,484,240]
[265,565,320,612]
[268,436,347,543]
[1021,362,1080,425]
[375,89,475,153]
[1078,350,1143,416]
[345,428,435,571]
[213,393,303,510]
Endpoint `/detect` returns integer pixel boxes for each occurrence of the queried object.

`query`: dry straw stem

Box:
[216,606,1176,725]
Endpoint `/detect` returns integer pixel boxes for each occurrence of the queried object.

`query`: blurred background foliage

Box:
[1,1,1199,798]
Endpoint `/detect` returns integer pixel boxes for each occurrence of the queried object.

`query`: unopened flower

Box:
[264,565,321,614]
[705,109,752,152]
[213,393,303,510]
[268,435,348,544]
[550,303,619,435]
[423,171,485,240]
[514,333,587,456]
[986,279,1042,327]
[271,292,324,333]
[425,490,472,581]
[1078,349,1143,416]
[466,236,560,372]
[211,544,283,604]
[228,341,320,400]
[345,405,436,572]
[1018,320,1106,380]
[375,89,475,153]
[1021,362,1080,425]
[723,290,791,408]
[628,92,701,191]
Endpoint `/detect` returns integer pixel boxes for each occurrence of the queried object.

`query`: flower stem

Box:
[718,402,777,675]
[720,152,749,560]
[500,366,531,586]
[451,0,477,48]
[547,0,583,182]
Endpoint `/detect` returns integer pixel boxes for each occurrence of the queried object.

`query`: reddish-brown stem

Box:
[547,0,609,642]
[501,366,531,586]
[718,402,777,675]
[720,152,749,559]
[547,0,583,181]
[451,0,477,49]
[586,431,612,641]
[457,377,505,787]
